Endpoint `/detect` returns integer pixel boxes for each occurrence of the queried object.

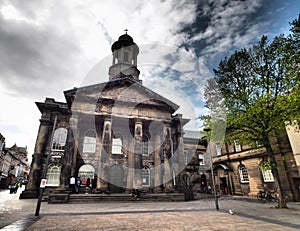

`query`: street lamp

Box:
[204,128,219,210]
[35,114,58,216]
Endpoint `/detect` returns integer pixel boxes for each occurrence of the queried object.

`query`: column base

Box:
[19,189,38,199]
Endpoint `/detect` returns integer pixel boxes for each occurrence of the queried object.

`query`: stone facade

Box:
[21,33,205,199]
[211,129,300,201]
[0,142,29,189]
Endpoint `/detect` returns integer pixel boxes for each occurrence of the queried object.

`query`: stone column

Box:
[126,145,134,190]
[134,120,143,189]
[163,126,173,192]
[20,118,51,198]
[99,117,111,191]
[177,126,185,192]
[70,116,79,177]
[57,124,73,191]
[154,132,162,192]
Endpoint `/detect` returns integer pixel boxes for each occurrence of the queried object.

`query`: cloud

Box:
[0,0,298,158]
[186,0,268,68]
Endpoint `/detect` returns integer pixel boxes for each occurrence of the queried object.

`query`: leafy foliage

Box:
[201,15,300,208]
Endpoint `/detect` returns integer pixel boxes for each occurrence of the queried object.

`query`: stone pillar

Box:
[134,120,143,189]
[163,126,173,192]
[57,124,73,191]
[177,127,185,192]
[126,146,134,190]
[70,116,79,177]
[99,117,111,191]
[20,118,51,198]
[154,132,162,192]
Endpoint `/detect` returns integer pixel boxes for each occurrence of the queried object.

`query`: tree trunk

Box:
[266,143,288,208]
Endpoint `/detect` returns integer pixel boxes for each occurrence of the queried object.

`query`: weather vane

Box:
[124,29,128,34]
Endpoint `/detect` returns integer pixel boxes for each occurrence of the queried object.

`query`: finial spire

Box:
[124,29,128,34]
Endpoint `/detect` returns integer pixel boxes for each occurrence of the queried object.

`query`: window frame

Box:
[112,133,123,155]
[83,130,97,153]
[46,163,61,186]
[142,135,149,156]
[238,164,249,183]
[51,128,68,151]
[262,169,275,183]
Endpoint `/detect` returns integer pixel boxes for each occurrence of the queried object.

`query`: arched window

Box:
[238,164,249,183]
[78,164,95,185]
[112,133,123,154]
[142,167,150,186]
[52,128,68,151]
[46,163,61,186]
[83,130,96,153]
[142,135,149,156]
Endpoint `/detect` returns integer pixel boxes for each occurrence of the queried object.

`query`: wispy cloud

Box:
[0,0,298,155]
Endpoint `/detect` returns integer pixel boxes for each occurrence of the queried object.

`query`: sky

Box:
[0,0,299,158]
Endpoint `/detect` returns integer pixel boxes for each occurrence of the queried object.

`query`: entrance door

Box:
[220,177,228,194]
[109,165,124,193]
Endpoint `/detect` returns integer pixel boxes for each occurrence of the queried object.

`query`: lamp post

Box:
[204,128,219,210]
[35,114,57,216]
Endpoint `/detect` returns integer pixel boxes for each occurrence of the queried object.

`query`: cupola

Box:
[108,30,140,81]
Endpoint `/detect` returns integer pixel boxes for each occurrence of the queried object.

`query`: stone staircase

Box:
[46,192,188,204]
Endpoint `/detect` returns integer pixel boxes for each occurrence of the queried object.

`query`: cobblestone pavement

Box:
[1,189,300,231]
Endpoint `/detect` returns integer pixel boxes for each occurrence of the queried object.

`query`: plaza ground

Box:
[1,189,300,230]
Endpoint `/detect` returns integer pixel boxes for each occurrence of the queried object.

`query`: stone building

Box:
[0,142,29,189]
[211,128,300,201]
[21,33,206,199]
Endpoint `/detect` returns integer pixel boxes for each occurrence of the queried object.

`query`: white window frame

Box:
[83,130,96,153]
[46,163,61,186]
[234,140,241,152]
[238,165,249,183]
[52,128,68,151]
[112,133,123,155]
[262,169,275,182]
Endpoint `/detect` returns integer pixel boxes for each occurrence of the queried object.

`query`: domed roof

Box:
[111,33,139,53]
[118,33,134,42]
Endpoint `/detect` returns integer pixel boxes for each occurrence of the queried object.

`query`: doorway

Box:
[109,165,124,193]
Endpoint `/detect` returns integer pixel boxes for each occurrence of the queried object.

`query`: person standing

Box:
[75,177,81,194]
[70,176,76,193]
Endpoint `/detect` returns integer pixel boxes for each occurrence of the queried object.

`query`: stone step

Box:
[47,192,187,204]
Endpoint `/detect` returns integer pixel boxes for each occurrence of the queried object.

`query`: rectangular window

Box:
[215,143,222,156]
[112,138,122,154]
[83,136,96,153]
[262,169,274,182]
[234,140,241,152]
[198,154,205,165]
[239,166,249,183]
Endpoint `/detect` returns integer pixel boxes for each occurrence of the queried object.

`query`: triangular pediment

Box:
[64,78,179,113]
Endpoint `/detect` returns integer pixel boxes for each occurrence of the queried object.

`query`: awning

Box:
[213,164,231,170]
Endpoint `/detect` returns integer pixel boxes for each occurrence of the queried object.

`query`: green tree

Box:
[206,16,300,208]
